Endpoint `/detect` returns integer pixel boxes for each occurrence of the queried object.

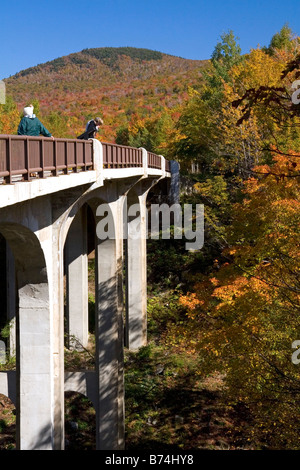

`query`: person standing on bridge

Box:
[17,104,54,138]
[77,116,103,140]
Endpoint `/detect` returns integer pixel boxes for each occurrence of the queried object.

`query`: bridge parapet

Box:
[0,135,93,184]
[0,135,170,185]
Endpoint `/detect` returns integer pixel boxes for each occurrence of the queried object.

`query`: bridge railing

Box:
[0,135,170,184]
[102,142,143,168]
[148,151,161,169]
[0,135,93,184]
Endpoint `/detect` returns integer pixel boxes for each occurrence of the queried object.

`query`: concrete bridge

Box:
[0,135,178,450]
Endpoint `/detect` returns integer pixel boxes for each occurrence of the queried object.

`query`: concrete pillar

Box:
[17,280,53,450]
[125,194,148,349]
[95,198,124,450]
[95,237,119,449]
[65,207,89,350]
[6,243,16,357]
[2,224,55,450]
[51,222,66,450]
[0,235,7,341]
[0,238,16,359]
[169,160,180,204]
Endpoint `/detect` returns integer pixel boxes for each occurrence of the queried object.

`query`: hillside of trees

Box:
[1,27,300,449]
[3,47,207,142]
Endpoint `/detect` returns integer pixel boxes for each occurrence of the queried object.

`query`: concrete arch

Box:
[59,187,115,250]
[0,222,53,450]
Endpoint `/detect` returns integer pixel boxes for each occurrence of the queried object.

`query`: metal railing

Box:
[0,135,171,184]
[0,135,93,184]
[148,152,161,169]
[102,142,143,168]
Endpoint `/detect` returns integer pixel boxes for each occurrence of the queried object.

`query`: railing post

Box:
[54,139,58,176]
[160,155,166,177]
[140,147,148,177]
[64,140,68,175]
[8,136,12,184]
[92,139,103,185]
[74,140,78,173]
[24,138,30,181]
[41,139,45,178]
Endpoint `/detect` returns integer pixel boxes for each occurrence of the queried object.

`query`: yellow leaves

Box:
[218,47,300,167]
[187,86,199,97]
[0,105,20,135]
[179,292,204,319]
[212,276,248,307]
[193,182,201,192]
[171,129,187,143]
[230,47,285,91]
[128,117,145,136]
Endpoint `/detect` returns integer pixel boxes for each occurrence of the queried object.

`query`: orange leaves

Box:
[210,277,220,287]
[212,276,248,305]
[179,293,204,319]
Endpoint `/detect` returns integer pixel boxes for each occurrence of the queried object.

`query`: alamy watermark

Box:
[0,80,5,105]
[96,202,204,251]
[292,340,300,365]
[291,80,300,105]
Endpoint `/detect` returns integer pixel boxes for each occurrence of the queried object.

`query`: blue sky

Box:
[1,0,300,79]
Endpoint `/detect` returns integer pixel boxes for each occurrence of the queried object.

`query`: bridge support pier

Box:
[125,178,163,350]
[65,206,89,350]
[125,191,148,350]
[0,222,55,450]
[6,243,16,357]
[94,197,124,450]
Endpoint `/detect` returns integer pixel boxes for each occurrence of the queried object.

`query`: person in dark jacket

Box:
[77,117,103,140]
[17,104,53,138]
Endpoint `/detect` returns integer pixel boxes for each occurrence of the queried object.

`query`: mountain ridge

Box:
[6,46,206,79]
[4,47,209,141]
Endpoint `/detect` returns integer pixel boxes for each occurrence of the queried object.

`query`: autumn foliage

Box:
[149,28,300,448]
[1,33,300,449]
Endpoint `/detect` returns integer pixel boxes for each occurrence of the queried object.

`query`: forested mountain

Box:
[4,47,207,142]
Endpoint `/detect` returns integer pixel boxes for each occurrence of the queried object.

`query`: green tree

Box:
[211,30,242,81]
[43,111,70,138]
[168,30,243,170]
[202,30,243,106]
[264,24,295,55]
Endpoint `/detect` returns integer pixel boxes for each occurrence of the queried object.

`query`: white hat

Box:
[23,105,34,117]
